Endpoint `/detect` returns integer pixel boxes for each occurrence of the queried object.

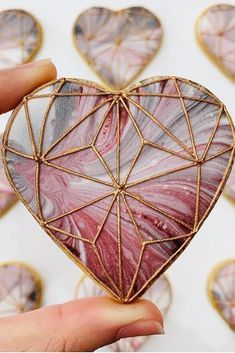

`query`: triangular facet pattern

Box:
[3,77,234,302]
[197,4,235,80]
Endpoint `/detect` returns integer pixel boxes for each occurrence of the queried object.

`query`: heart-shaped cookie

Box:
[0,9,42,68]
[207,260,235,331]
[76,274,172,351]
[73,7,162,89]
[0,134,17,216]
[2,76,234,302]
[196,4,235,81]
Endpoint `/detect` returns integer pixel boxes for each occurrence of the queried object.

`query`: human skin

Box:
[0,59,164,352]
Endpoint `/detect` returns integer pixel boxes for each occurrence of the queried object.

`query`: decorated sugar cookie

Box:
[2,76,234,302]
[0,9,42,68]
[73,7,162,89]
[0,262,42,316]
[207,260,235,331]
[196,4,235,81]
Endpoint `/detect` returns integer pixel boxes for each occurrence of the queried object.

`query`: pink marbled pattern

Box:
[197,4,235,80]
[209,260,235,330]
[76,274,171,352]
[3,77,234,302]
[73,7,162,89]
[0,135,17,215]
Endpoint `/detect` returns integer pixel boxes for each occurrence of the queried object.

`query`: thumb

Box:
[0,297,164,352]
[0,59,57,114]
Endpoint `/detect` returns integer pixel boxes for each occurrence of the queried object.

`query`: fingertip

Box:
[0,59,57,114]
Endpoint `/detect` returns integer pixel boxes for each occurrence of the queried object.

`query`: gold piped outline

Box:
[72,6,163,90]
[207,258,235,332]
[0,8,42,66]
[2,75,235,303]
[195,3,235,83]
[0,260,43,315]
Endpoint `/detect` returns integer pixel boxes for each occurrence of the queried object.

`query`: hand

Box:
[0,60,164,352]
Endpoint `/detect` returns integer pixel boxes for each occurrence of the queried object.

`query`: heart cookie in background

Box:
[76,274,172,352]
[2,76,234,303]
[196,4,235,81]
[0,9,42,68]
[0,134,17,216]
[0,262,42,317]
[73,7,163,90]
[207,260,235,331]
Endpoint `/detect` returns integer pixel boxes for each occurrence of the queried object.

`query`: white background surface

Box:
[0,0,235,351]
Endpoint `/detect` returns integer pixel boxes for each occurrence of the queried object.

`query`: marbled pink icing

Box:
[197,4,235,80]
[0,9,41,68]
[0,135,17,215]
[209,261,235,330]
[0,263,42,316]
[73,7,162,89]
[224,163,235,201]
[3,77,234,302]
[76,274,171,351]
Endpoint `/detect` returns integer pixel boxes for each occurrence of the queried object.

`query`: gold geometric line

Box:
[93,146,118,187]
[121,193,143,242]
[38,80,65,156]
[31,93,113,99]
[92,243,121,296]
[45,191,115,224]
[201,105,224,160]
[125,191,194,230]
[126,96,194,157]
[126,162,196,188]
[35,162,43,220]
[42,97,114,158]
[144,232,194,245]
[127,93,221,105]
[117,194,123,297]
[4,146,34,160]
[194,164,201,229]
[43,160,114,187]
[92,98,117,146]
[129,237,192,302]
[24,99,37,156]
[116,99,120,184]
[93,192,117,243]
[144,140,195,162]
[126,244,145,301]
[44,144,91,162]
[173,78,198,159]
[120,97,144,141]
[44,224,92,243]
[119,98,145,185]
[204,145,233,163]
[123,144,143,186]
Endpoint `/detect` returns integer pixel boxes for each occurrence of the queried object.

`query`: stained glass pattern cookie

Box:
[73,7,162,89]
[196,4,235,81]
[0,9,42,68]
[208,260,235,331]
[2,76,234,302]
[0,262,42,316]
